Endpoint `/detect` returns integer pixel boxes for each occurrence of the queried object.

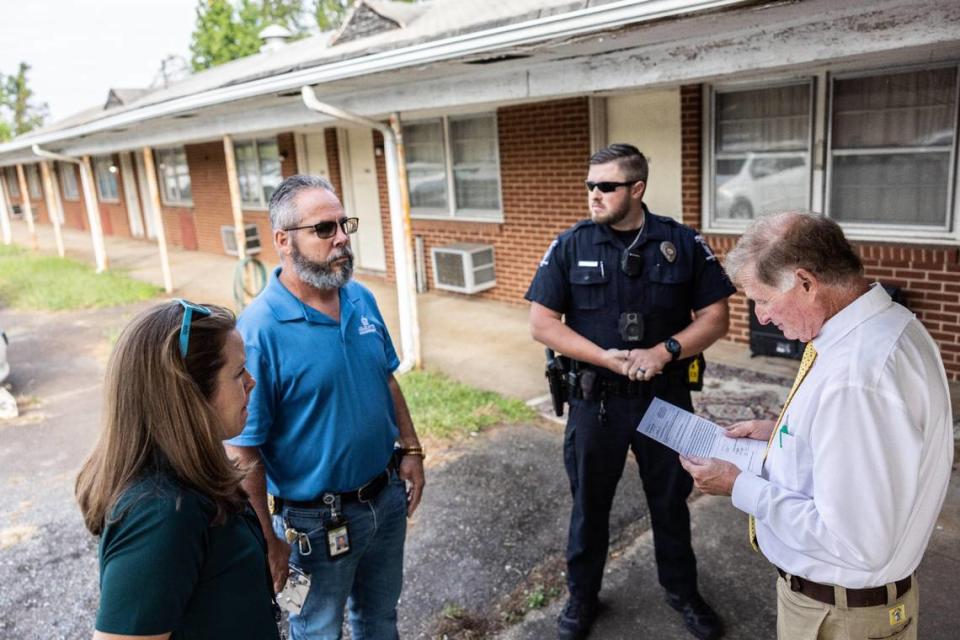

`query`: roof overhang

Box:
[3,0,959,164]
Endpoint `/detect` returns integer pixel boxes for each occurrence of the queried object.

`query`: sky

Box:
[1,0,199,122]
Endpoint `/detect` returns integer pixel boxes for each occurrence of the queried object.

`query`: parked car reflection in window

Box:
[715,153,809,220]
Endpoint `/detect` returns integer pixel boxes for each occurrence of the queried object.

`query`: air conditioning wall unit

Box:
[431,243,496,294]
[220,224,262,256]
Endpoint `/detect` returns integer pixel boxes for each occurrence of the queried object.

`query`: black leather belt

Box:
[275,460,395,512]
[776,568,911,608]
[598,377,648,397]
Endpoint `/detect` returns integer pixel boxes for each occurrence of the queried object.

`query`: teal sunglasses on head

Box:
[176,299,211,358]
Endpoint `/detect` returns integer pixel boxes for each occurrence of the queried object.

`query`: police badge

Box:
[660,241,677,263]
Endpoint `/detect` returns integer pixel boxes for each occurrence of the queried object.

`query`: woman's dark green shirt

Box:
[95,473,280,639]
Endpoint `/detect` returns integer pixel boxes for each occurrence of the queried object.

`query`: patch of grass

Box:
[441,602,467,620]
[0,245,159,310]
[398,369,537,439]
[498,555,567,625]
[432,601,496,639]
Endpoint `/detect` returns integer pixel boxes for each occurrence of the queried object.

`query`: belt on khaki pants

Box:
[776,567,911,608]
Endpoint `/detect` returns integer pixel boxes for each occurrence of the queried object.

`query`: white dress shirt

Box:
[732,284,953,588]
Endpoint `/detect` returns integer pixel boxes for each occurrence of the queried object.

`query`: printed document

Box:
[637,398,766,476]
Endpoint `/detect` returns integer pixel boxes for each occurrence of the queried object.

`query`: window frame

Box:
[93,156,120,203]
[155,147,194,207]
[705,77,816,231]
[59,162,80,201]
[702,61,960,244]
[26,165,42,199]
[404,112,504,222]
[823,62,959,237]
[5,167,20,198]
[234,137,281,210]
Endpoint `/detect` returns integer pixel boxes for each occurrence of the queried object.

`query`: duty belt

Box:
[568,364,688,399]
[776,567,912,608]
[270,458,395,514]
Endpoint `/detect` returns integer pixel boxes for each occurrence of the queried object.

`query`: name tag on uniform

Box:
[578,260,598,267]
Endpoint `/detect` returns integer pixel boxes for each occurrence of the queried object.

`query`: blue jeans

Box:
[273,471,407,640]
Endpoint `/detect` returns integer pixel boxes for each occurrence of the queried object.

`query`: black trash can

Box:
[747,281,907,360]
[748,299,804,360]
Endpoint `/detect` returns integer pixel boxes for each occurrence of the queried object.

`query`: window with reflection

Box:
[713,83,812,223]
[156,147,192,205]
[829,67,957,227]
[235,138,281,208]
[403,113,501,219]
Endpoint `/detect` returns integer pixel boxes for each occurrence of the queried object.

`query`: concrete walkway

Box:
[8,220,801,399]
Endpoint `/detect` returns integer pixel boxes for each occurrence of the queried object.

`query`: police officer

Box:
[526,144,735,640]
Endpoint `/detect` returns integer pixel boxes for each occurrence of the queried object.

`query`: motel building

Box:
[2,0,960,379]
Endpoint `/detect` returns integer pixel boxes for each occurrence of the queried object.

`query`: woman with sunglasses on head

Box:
[76,300,279,640]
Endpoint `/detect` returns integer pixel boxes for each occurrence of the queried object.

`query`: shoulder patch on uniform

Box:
[539,239,559,267]
[694,234,717,262]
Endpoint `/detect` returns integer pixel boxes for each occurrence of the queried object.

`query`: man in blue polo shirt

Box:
[225,174,425,640]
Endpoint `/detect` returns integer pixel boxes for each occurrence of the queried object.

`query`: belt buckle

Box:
[357,474,377,503]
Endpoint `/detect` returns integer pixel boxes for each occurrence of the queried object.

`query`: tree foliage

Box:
[313,0,352,32]
[190,1,418,70]
[0,62,48,142]
[190,0,310,71]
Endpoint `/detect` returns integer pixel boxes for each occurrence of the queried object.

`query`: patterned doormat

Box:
[531,362,791,427]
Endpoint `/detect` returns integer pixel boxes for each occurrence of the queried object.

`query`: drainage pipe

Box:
[300,86,421,373]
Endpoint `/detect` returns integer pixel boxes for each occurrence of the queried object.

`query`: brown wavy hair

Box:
[76,301,247,535]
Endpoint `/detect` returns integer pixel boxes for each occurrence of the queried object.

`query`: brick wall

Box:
[58,164,87,231]
[5,174,50,226]
[373,131,394,278]
[679,84,960,379]
[96,154,132,238]
[325,129,344,198]
[167,134,296,262]
[373,98,592,303]
[680,85,702,230]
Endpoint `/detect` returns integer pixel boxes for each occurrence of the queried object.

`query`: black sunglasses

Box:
[283,217,359,239]
[585,180,640,193]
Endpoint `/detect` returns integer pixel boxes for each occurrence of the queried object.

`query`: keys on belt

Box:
[269,461,394,515]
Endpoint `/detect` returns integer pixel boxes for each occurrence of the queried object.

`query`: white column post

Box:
[0,176,12,245]
[39,161,65,257]
[141,147,174,293]
[15,164,38,250]
[78,156,108,272]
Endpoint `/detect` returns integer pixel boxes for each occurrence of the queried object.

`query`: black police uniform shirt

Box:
[525,206,736,372]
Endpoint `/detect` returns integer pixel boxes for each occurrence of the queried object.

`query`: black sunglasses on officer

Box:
[283,217,359,239]
[585,180,640,193]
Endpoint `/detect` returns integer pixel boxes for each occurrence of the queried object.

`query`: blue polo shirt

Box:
[227,268,400,498]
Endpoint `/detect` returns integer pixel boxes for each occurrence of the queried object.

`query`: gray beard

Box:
[291,242,354,291]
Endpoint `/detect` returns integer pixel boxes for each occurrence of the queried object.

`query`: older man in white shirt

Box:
[681,211,952,640]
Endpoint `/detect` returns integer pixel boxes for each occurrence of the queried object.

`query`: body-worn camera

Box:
[618,312,644,342]
[620,250,643,277]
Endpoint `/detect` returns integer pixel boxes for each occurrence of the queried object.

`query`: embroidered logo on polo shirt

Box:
[358,316,377,336]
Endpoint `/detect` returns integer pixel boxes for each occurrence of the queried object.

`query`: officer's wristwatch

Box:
[664,337,682,362]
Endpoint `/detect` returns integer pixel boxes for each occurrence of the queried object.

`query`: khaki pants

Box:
[776,574,918,640]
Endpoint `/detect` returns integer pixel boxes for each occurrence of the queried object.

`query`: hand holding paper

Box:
[636,397,767,476]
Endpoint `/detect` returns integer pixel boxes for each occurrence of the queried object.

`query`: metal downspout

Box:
[300,86,421,373]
